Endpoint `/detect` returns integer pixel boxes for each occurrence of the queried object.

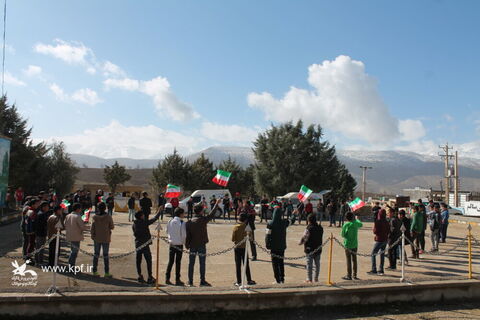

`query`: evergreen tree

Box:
[103,161,131,194]
[253,120,356,198]
[47,142,79,196]
[188,153,216,191]
[151,149,190,192]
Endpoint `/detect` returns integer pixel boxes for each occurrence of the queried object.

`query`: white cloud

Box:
[40,120,203,158]
[35,39,92,64]
[104,77,139,91]
[443,114,454,122]
[104,76,199,121]
[50,83,102,105]
[248,55,403,145]
[49,83,68,101]
[398,119,426,141]
[200,121,259,143]
[4,72,26,86]
[71,88,103,105]
[22,65,42,77]
[102,61,125,78]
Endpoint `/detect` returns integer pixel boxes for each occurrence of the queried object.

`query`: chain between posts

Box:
[405,236,469,256]
[253,238,331,260]
[0,234,58,260]
[158,236,248,257]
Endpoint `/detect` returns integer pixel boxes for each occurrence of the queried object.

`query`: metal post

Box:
[359,166,373,202]
[454,151,459,207]
[241,225,252,291]
[52,228,61,289]
[468,224,473,279]
[327,233,334,285]
[155,221,161,290]
[400,224,406,282]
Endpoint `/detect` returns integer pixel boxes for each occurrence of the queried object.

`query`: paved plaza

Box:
[0,213,479,293]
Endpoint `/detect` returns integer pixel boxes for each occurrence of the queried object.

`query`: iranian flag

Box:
[60,199,70,209]
[81,208,91,223]
[349,197,365,211]
[165,184,181,198]
[212,170,232,187]
[297,185,313,202]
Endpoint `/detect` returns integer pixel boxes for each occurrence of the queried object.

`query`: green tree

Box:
[187,153,216,191]
[253,120,356,198]
[103,161,131,193]
[47,142,79,196]
[151,150,190,192]
[0,96,50,193]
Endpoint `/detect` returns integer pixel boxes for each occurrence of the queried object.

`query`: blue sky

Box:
[4,0,480,158]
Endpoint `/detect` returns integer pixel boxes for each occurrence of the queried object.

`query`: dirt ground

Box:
[1,212,479,294]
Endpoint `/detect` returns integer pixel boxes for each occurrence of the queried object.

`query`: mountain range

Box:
[71,147,480,194]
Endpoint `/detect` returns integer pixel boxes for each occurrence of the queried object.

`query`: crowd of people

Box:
[14,188,453,287]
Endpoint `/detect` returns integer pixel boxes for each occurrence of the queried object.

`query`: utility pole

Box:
[359,166,373,202]
[454,151,459,207]
[439,143,454,205]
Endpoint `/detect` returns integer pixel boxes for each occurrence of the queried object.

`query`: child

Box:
[47,205,64,267]
[341,211,363,280]
[91,202,115,277]
[299,214,323,283]
[165,208,186,286]
[231,213,256,286]
[132,206,163,284]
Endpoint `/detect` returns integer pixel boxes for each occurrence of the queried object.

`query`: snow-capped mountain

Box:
[71,146,480,193]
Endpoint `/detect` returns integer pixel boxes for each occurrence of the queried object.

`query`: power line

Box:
[1,0,6,97]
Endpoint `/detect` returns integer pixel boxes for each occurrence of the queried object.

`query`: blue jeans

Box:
[306,252,321,281]
[68,241,80,267]
[92,242,110,273]
[371,241,387,272]
[188,245,206,283]
[329,214,336,226]
[128,209,135,221]
[108,208,113,216]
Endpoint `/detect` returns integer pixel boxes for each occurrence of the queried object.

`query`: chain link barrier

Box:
[158,235,248,257]
[405,236,469,256]
[0,234,58,260]
[253,238,331,260]
[333,236,403,257]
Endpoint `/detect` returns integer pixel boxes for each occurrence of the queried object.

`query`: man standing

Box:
[410,205,423,259]
[187,197,194,220]
[157,193,166,209]
[304,200,313,224]
[222,193,231,221]
[139,192,153,220]
[34,202,52,265]
[232,213,256,286]
[15,187,24,209]
[387,207,401,270]
[185,199,221,287]
[297,200,305,225]
[428,203,441,251]
[24,198,41,265]
[341,212,362,280]
[371,202,381,222]
[260,195,269,223]
[367,209,390,275]
[338,200,350,227]
[233,192,242,221]
[106,193,115,216]
[64,203,89,268]
[127,194,136,222]
[47,206,64,267]
[166,208,186,286]
[440,203,449,243]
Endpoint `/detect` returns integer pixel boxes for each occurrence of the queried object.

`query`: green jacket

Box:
[410,211,424,233]
[341,219,363,249]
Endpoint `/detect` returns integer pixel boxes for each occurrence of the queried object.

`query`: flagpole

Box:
[155,223,160,290]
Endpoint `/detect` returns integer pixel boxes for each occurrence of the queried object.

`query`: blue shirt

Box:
[440,209,449,224]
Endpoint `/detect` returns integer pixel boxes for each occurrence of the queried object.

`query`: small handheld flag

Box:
[81,208,91,223]
[348,197,365,211]
[297,185,313,202]
[60,200,70,209]
[165,184,181,198]
[212,170,232,187]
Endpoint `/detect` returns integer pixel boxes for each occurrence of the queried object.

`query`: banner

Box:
[0,137,10,208]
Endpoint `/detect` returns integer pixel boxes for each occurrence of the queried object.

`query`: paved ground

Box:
[0,212,479,293]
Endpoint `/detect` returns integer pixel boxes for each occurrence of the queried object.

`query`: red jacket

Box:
[305,203,313,214]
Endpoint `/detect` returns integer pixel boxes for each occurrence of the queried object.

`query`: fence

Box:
[1,222,479,296]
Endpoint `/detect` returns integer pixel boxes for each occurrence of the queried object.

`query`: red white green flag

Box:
[212,170,232,187]
[81,208,91,222]
[297,185,313,202]
[60,199,70,209]
[348,197,365,211]
[165,184,181,198]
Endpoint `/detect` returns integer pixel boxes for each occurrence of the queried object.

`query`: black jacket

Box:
[303,223,324,254]
[127,197,135,209]
[35,210,52,237]
[139,197,152,215]
[388,217,402,244]
[132,212,160,247]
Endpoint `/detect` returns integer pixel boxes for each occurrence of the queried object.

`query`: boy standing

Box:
[47,206,64,267]
[64,203,89,268]
[91,202,115,277]
[341,212,362,280]
[231,213,256,286]
[299,214,323,283]
[165,208,186,286]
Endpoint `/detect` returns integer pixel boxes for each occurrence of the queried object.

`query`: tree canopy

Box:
[103,161,131,193]
[253,120,356,200]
